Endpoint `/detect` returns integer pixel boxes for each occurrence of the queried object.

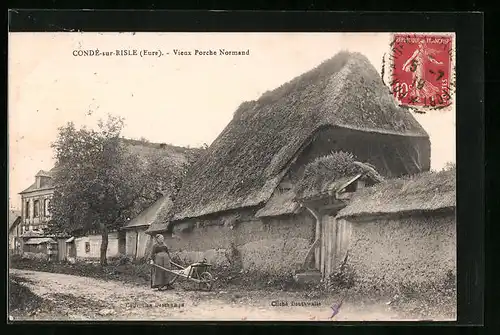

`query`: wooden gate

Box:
[57,238,67,261]
[67,242,77,258]
[118,231,126,255]
[319,215,352,278]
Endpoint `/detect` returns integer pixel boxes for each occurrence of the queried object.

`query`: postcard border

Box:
[5,10,485,327]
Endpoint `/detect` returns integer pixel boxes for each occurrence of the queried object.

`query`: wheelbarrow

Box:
[150,260,214,291]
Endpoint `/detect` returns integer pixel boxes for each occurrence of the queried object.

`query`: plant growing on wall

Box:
[48,114,189,266]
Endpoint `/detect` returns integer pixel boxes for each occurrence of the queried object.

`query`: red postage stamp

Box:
[390,33,454,109]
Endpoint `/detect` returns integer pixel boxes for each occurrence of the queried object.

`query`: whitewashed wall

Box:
[125,230,138,256]
[75,232,120,259]
[137,228,152,258]
[125,228,153,259]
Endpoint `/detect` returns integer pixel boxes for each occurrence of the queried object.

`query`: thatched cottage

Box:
[22,237,58,261]
[147,51,431,277]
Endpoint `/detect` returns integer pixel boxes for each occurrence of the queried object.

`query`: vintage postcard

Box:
[8,32,456,321]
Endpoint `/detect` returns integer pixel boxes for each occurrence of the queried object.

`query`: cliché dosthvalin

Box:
[270,300,322,307]
[271,300,289,307]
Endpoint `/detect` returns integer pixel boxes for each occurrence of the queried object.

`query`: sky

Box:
[8,32,456,210]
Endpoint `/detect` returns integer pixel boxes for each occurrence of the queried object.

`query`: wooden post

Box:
[134,230,139,260]
[302,238,320,270]
[302,205,321,272]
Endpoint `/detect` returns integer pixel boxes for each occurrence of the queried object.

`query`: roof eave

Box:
[19,186,55,195]
[9,217,22,231]
[121,224,149,230]
[334,123,429,139]
[145,228,168,235]
[337,206,456,221]
[254,203,300,219]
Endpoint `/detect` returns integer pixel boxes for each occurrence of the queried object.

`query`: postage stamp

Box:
[389,33,454,110]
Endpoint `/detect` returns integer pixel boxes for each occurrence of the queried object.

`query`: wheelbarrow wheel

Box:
[199,272,213,291]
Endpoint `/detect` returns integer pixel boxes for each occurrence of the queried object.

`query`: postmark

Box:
[388,33,454,110]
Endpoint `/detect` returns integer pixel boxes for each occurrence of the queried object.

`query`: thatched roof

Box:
[255,154,384,218]
[294,152,384,201]
[20,230,43,238]
[120,138,201,169]
[337,167,456,219]
[124,195,173,231]
[255,189,300,218]
[25,237,57,245]
[169,51,429,222]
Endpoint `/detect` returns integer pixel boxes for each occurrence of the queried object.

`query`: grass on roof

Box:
[337,164,456,218]
[295,151,367,197]
[373,164,456,197]
[259,51,352,105]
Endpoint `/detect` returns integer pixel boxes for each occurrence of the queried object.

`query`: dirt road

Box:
[9,269,446,321]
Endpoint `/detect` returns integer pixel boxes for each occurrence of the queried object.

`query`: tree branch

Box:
[109,183,149,225]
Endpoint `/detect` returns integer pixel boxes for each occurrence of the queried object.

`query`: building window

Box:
[85,242,90,253]
[25,201,30,219]
[33,200,40,217]
[44,199,50,216]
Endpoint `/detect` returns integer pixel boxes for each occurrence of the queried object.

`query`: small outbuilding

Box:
[65,236,77,263]
[74,231,123,260]
[23,237,58,261]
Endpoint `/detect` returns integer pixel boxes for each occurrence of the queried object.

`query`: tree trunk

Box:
[100,223,108,266]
